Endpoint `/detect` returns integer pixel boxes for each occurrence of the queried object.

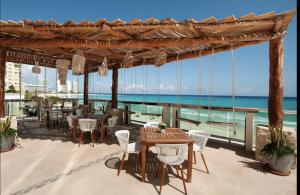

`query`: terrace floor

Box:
[0,120,296,195]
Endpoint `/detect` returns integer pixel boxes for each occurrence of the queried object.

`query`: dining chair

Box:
[66,116,77,142]
[40,108,48,127]
[188,130,210,173]
[107,116,118,135]
[115,130,140,176]
[155,144,188,195]
[78,119,97,147]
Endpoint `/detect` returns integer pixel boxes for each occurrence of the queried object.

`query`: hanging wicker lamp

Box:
[122,51,134,68]
[56,59,70,85]
[154,51,167,67]
[72,49,85,75]
[32,61,41,74]
[98,57,108,76]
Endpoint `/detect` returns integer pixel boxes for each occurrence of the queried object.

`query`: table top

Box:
[140,127,193,144]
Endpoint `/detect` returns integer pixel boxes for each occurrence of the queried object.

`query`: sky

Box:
[0,0,297,97]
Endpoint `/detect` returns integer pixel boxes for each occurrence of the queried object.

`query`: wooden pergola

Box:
[0,9,296,128]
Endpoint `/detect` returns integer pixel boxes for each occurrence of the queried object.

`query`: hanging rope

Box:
[197,50,202,122]
[208,47,215,121]
[231,45,237,135]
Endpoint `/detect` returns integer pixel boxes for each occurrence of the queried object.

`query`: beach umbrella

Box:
[154,50,167,67]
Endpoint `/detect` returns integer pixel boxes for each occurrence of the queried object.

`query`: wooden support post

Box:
[83,68,89,105]
[124,103,131,125]
[162,104,171,127]
[172,106,180,128]
[269,37,284,129]
[111,66,118,109]
[245,113,254,151]
[0,49,6,118]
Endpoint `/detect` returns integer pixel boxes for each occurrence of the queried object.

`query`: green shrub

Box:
[261,126,295,158]
[0,117,17,137]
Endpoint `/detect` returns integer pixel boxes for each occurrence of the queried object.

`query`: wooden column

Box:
[111,66,118,109]
[83,68,89,105]
[0,49,6,118]
[269,37,284,129]
[244,113,254,151]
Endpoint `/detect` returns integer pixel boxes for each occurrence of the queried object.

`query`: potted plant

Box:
[261,126,296,175]
[158,122,167,133]
[0,116,17,152]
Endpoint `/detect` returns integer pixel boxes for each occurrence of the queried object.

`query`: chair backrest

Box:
[156,144,188,165]
[108,117,118,127]
[66,116,74,128]
[188,130,210,150]
[115,130,129,152]
[79,119,97,131]
[143,121,159,127]
[49,110,58,119]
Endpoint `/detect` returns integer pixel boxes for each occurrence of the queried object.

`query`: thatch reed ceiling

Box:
[0,9,296,72]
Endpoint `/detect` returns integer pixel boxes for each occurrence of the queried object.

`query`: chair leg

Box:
[90,131,94,147]
[193,151,197,164]
[155,161,162,178]
[118,152,126,176]
[179,165,187,195]
[175,165,180,178]
[201,153,209,174]
[159,164,166,194]
[78,131,83,147]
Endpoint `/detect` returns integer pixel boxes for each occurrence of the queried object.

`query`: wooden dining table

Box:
[140,127,194,183]
[72,114,109,143]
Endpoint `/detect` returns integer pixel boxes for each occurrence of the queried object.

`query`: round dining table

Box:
[72,114,109,143]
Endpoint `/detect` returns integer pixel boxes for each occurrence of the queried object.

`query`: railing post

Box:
[172,106,180,128]
[245,113,254,151]
[124,103,131,125]
[162,104,171,127]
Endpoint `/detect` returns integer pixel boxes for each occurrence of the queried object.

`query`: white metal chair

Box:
[107,116,118,135]
[188,130,210,173]
[155,144,188,195]
[66,116,77,142]
[78,119,97,147]
[115,130,140,176]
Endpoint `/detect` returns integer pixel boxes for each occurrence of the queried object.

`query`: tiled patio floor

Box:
[0,120,296,195]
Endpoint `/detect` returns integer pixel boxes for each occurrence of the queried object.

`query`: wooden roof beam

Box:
[0,33,278,50]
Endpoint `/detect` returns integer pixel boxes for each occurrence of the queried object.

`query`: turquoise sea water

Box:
[86,94,297,130]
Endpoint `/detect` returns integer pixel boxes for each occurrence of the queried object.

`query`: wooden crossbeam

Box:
[0,33,276,50]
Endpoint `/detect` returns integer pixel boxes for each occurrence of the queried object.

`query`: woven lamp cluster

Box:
[122,51,134,68]
[32,61,41,74]
[56,59,70,85]
[72,49,85,75]
[98,57,108,76]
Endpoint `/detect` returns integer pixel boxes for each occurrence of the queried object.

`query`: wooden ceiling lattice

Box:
[0,9,296,72]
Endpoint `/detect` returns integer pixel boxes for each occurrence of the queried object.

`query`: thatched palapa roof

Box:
[0,9,296,72]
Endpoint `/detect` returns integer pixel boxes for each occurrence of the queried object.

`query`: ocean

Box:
[86,94,297,130]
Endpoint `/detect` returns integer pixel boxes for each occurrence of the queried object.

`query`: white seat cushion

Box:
[193,143,202,152]
[127,142,140,153]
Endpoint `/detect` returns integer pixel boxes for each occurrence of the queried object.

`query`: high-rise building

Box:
[5,62,24,91]
[57,80,67,93]
[72,80,78,93]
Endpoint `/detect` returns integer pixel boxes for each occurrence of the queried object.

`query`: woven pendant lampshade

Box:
[122,51,134,68]
[32,61,41,74]
[56,59,70,85]
[154,51,167,67]
[72,49,85,75]
[98,57,108,76]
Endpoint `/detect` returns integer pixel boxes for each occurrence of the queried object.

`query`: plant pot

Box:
[269,154,293,174]
[0,135,15,152]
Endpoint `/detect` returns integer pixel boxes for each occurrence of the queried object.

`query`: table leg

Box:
[46,111,50,129]
[99,121,105,143]
[187,142,193,183]
[141,143,147,182]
